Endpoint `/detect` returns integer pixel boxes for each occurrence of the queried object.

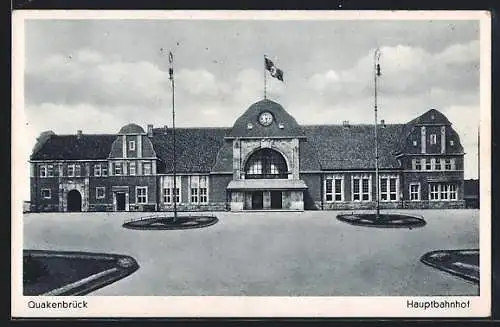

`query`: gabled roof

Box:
[227,99,305,138]
[118,123,145,134]
[30,134,116,160]
[302,124,405,170]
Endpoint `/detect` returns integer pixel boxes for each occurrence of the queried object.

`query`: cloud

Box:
[308,39,479,101]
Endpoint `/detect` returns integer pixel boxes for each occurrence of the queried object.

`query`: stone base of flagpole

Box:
[122,214,218,230]
[336,213,426,229]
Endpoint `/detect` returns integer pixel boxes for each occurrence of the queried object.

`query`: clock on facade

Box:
[258,111,273,126]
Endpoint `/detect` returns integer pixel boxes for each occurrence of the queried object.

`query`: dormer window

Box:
[278,123,284,129]
[247,123,253,130]
[129,140,136,151]
[450,140,454,146]
[412,140,417,146]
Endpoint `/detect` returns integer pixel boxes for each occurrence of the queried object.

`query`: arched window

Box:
[244,148,288,179]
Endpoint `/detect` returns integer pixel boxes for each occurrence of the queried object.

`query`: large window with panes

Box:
[136,186,148,204]
[189,175,209,204]
[163,176,181,204]
[429,183,458,201]
[379,176,398,201]
[409,183,420,201]
[352,175,371,201]
[324,175,343,202]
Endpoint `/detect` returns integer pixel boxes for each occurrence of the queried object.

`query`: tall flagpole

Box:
[264,55,267,99]
[374,48,381,219]
[169,51,178,222]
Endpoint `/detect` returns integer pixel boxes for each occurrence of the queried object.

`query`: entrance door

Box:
[116,193,126,211]
[271,191,283,209]
[251,191,263,210]
[67,190,82,212]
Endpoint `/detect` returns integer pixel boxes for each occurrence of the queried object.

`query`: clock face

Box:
[258,112,273,126]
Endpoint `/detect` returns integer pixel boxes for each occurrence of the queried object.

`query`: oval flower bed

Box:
[123,215,219,230]
[23,250,139,296]
[336,213,426,228]
[420,249,479,284]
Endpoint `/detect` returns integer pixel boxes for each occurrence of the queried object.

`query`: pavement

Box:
[22,209,480,296]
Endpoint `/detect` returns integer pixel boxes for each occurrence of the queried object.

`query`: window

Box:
[412,159,422,171]
[450,140,455,146]
[244,148,287,179]
[136,187,147,204]
[430,184,440,200]
[47,164,54,177]
[380,176,398,201]
[325,176,343,202]
[96,187,105,199]
[200,176,208,203]
[163,188,171,203]
[425,158,432,170]
[430,134,437,145]
[352,176,371,202]
[102,164,108,176]
[445,159,452,170]
[75,164,81,177]
[189,176,209,204]
[40,165,47,177]
[94,164,102,177]
[129,140,135,151]
[129,162,136,175]
[191,188,199,203]
[449,184,457,200]
[163,176,181,204]
[68,164,75,177]
[41,188,51,199]
[410,184,420,201]
[429,183,458,201]
[440,184,449,200]
[114,162,122,175]
[143,162,152,175]
[435,158,442,170]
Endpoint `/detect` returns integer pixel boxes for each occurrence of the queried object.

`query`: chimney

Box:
[77,130,82,139]
[147,124,153,137]
[380,119,386,128]
[163,125,168,134]
[342,120,350,128]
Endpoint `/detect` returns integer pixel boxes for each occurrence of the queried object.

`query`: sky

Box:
[18,14,483,200]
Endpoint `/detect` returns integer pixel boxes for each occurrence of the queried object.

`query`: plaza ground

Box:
[22,209,479,296]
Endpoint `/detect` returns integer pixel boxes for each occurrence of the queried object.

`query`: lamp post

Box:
[373,48,382,219]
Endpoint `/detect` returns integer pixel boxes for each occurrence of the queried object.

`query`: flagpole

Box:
[264,55,267,99]
[169,51,178,222]
[374,48,381,219]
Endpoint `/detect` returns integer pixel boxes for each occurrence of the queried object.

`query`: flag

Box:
[265,56,284,82]
[168,51,174,80]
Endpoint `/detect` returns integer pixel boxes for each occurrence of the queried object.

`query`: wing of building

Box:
[29,99,465,212]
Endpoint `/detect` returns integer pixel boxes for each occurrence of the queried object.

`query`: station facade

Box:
[29,99,465,212]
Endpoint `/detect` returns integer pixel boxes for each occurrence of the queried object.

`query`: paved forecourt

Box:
[22,209,479,296]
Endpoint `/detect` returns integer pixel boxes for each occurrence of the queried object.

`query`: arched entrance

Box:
[244,148,288,179]
[67,190,82,212]
[243,148,288,209]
